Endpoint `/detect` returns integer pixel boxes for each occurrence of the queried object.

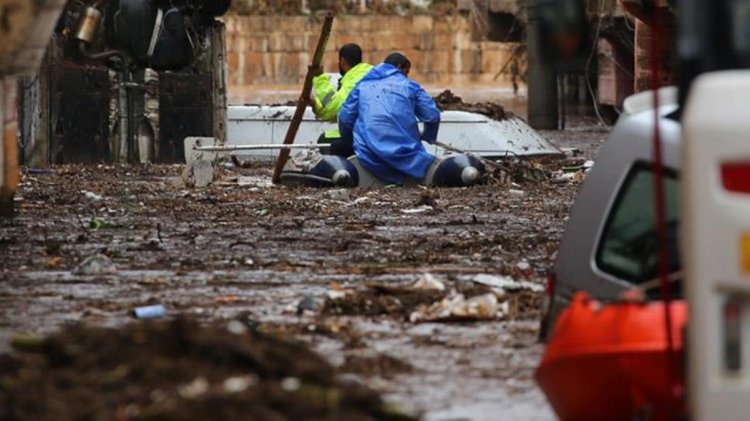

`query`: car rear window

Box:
[595,162,681,284]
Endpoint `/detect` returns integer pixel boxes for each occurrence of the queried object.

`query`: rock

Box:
[297,294,316,316]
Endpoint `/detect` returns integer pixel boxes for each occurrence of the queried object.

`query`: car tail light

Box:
[723,297,742,372]
[721,162,750,193]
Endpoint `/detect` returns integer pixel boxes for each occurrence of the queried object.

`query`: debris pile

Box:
[323,273,543,322]
[433,90,512,122]
[0,319,413,420]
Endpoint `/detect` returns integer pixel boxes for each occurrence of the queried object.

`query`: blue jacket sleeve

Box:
[338,85,360,139]
[414,85,441,144]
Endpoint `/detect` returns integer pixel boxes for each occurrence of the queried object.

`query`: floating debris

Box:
[409,293,507,323]
[133,305,166,319]
[73,253,117,276]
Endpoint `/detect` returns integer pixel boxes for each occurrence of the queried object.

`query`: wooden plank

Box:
[271,13,334,184]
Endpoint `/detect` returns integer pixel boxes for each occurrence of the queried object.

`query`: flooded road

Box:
[0,114,608,419]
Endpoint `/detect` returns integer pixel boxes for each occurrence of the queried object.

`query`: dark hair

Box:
[339,44,363,66]
[384,52,411,70]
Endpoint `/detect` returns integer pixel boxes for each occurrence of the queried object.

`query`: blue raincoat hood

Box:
[338,63,441,184]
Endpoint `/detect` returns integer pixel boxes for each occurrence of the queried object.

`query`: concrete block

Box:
[435,33,453,50]
[248,35,269,52]
[411,15,434,33]
[418,33,434,51]
[245,52,265,81]
[182,160,214,188]
[432,50,451,74]
[453,32,471,50]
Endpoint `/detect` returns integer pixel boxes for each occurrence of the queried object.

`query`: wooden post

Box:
[212,21,228,146]
[271,13,334,184]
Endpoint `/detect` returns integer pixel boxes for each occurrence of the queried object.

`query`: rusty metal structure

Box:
[1,0,231,216]
[18,0,231,167]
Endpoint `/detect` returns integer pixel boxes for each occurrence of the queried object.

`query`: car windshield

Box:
[596,162,681,285]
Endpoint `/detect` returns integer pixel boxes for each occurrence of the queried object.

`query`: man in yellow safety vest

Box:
[311,43,373,157]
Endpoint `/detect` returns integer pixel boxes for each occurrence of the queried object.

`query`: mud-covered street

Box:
[0,119,607,420]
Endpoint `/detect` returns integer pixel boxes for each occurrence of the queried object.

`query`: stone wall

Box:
[224,14,525,86]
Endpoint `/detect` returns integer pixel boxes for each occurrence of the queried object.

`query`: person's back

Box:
[338,53,440,184]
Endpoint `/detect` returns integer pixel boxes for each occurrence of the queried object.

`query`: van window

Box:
[595,163,681,284]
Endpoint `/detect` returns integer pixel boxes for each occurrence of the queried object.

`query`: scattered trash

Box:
[462,273,545,293]
[327,290,349,300]
[280,377,301,392]
[223,375,258,393]
[401,205,433,214]
[89,218,117,230]
[237,176,272,187]
[81,190,104,201]
[73,253,117,276]
[551,171,584,184]
[326,189,351,201]
[177,377,209,399]
[513,260,534,279]
[409,293,507,323]
[508,189,526,198]
[226,320,248,335]
[413,273,445,291]
[216,295,239,303]
[562,160,594,173]
[133,304,166,319]
[27,169,55,175]
[45,256,63,269]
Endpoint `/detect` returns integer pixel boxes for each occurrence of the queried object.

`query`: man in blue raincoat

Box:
[338,52,441,185]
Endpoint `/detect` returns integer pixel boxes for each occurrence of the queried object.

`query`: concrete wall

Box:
[224,14,526,86]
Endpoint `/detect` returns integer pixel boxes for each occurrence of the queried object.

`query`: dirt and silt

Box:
[0,116,608,419]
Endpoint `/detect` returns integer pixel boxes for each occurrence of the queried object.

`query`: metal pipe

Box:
[194,144,325,152]
[78,42,129,62]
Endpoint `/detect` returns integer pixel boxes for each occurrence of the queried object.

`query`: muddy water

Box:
[0,124,608,420]
[229,82,529,118]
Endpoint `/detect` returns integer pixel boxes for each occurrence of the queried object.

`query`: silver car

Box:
[540,88,683,339]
